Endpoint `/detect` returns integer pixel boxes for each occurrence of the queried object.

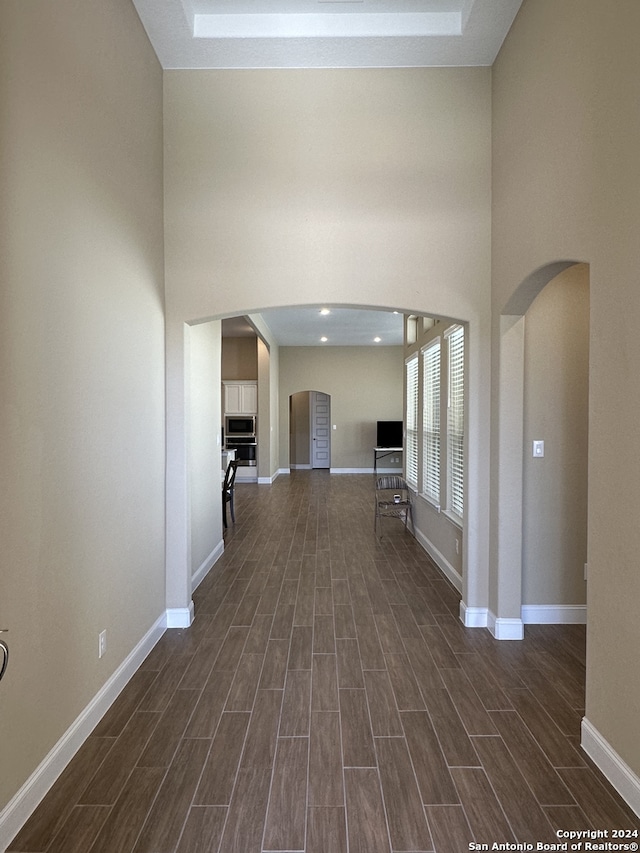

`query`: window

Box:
[421,340,441,503]
[446,324,464,518]
[405,354,419,489]
[404,321,465,522]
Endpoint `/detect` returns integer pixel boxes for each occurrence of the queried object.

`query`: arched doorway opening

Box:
[493,261,590,638]
[166,300,491,638]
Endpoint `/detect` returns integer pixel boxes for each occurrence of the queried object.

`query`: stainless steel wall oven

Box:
[226,436,257,467]
[225,415,257,467]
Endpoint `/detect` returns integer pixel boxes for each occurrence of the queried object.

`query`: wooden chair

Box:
[374,475,413,536]
[222,460,239,528]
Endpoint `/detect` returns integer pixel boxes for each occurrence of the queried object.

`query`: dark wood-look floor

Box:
[9,472,639,853]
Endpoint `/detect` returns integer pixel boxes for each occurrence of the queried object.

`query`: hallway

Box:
[9,472,639,852]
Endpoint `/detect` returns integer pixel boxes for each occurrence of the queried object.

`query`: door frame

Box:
[309,390,331,469]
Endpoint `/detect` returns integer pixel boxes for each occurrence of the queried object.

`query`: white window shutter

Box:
[421,340,441,503]
[446,325,464,519]
[405,355,419,489]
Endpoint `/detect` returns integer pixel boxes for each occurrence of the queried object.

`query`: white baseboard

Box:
[460,604,585,633]
[257,467,286,484]
[289,464,311,470]
[413,535,522,641]
[165,600,194,628]
[521,604,587,624]
[461,603,524,639]
[330,468,371,474]
[412,526,463,593]
[191,541,224,591]
[460,602,488,628]
[487,610,524,640]
[258,470,283,484]
[0,614,166,852]
[581,717,640,817]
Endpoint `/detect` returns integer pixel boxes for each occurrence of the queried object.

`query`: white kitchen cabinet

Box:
[223,381,257,414]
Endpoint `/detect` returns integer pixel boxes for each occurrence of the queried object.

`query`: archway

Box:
[165,300,491,634]
[492,261,589,638]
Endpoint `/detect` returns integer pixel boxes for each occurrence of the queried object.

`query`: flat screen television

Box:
[376,420,403,448]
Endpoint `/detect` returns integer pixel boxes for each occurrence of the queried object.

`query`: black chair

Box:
[374,475,413,536]
[222,459,239,528]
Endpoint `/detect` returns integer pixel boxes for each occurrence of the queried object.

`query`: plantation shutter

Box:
[446,325,464,518]
[421,340,441,503]
[405,354,419,489]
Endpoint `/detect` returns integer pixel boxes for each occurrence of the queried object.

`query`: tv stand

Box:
[374,446,403,473]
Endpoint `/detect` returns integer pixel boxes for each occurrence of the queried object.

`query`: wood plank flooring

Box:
[9,472,640,852]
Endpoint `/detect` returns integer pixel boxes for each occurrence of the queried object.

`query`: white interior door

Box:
[311,391,331,469]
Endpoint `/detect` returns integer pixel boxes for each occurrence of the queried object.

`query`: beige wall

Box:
[256,336,272,480]
[190,321,223,576]
[522,265,589,606]
[248,314,281,480]
[290,392,311,467]
[0,0,165,816]
[164,68,492,323]
[493,0,640,775]
[279,347,403,471]
[221,336,258,380]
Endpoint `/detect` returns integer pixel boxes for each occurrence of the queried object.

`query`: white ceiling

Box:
[223,306,405,345]
[132,0,523,69]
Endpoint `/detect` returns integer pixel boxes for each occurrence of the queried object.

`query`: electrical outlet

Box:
[98,630,107,659]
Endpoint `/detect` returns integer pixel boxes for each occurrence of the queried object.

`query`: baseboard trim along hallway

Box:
[0,614,166,851]
[582,718,640,817]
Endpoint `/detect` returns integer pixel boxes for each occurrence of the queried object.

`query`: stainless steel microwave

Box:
[225,415,256,436]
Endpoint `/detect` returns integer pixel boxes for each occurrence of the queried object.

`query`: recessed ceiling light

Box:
[320,308,330,315]
[321,336,328,342]
[374,336,382,343]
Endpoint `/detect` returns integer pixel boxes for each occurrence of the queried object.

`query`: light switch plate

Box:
[532,440,544,458]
